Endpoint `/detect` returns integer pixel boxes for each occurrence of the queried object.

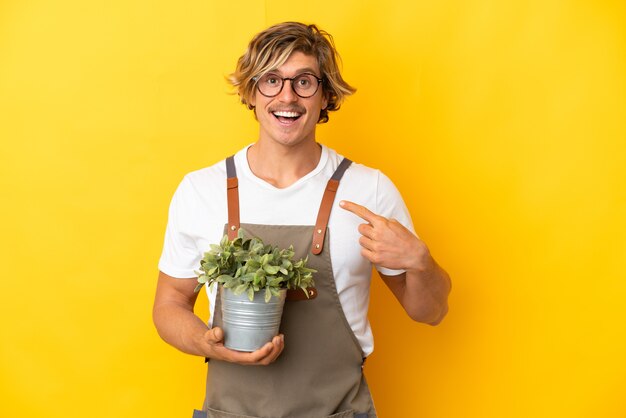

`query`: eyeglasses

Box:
[254,72,323,98]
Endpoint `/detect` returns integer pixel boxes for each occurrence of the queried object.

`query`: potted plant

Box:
[195,230,315,351]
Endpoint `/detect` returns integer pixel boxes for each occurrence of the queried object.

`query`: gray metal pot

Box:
[220,287,287,352]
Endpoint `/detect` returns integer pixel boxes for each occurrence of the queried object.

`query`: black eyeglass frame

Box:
[253,72,324,98]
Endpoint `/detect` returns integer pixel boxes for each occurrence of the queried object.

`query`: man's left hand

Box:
[339,200,433,272]
[339,200,450,324]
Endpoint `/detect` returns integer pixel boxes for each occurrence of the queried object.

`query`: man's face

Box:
[250,51,328,149]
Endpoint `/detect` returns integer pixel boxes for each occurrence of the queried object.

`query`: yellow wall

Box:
[1,1,625,417]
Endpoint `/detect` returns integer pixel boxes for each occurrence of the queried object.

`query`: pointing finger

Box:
[339,200,380,224]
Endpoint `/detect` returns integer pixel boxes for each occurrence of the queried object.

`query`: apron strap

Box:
[225,156,240,240]
[311,158,352,255]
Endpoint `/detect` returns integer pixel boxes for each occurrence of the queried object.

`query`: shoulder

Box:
[325,148,406,217]
[173,150,241,202]
[324,146,381,182]
[183,159,227,190]
[327,150,393,195]
[165,157,230,218]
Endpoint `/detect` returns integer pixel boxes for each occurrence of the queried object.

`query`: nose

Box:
[276,79,298,102]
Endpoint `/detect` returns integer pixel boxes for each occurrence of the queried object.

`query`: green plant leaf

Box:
[264,264,280,275]
[216,274,233,283]
[264,287,272,303]
[220,234,229,247]
[234,284,247,295]
[268,277,282,287]
[247,260,260,270]
[247,287,255,301]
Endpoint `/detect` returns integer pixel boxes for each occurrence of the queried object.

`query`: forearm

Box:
[402,259,451,325]
[152,272,211,357]
[153,301,210,357]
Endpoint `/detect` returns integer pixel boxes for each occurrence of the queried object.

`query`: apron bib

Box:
[195,156,376,418]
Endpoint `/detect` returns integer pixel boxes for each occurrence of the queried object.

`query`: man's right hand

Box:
[153,271,285,366]
[202,327,284,365]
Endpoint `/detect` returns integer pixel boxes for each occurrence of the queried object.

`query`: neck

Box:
[247,141,322,189]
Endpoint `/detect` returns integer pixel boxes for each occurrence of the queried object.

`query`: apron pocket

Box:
[327,410,355,418]
[195,408,362,418]
[197,406,259,418]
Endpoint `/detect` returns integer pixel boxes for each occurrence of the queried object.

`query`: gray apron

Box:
[194,156,376,418]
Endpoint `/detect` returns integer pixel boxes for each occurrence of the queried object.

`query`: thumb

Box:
[206,327,224,344]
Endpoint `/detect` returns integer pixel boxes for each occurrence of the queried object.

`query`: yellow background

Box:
[1,1,625,417]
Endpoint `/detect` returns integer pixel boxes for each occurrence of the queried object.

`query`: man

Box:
[153,22,451,418]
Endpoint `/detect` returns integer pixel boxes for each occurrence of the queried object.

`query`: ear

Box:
[322,92,328,110]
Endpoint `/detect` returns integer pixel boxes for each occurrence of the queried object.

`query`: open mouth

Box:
[272,110,302,124]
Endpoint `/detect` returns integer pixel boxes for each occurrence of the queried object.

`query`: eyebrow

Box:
[269,67,320,76]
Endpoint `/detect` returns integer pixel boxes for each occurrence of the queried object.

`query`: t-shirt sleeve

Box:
[158,176,201,278]
[375,171,417,277]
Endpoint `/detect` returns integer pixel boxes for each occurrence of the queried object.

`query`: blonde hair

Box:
[228,22,356,123]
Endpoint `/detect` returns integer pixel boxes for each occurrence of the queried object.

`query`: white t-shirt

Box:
[158,144,415,356]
